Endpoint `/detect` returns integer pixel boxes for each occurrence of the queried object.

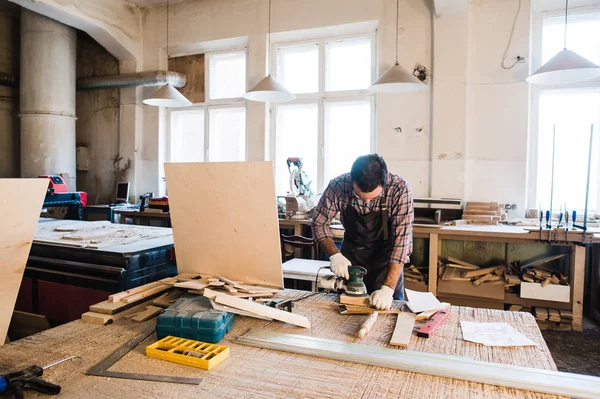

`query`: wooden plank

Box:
[81,312,114,325]
[389,313,416,347]
[131,306,163,322]
[339,294,370,307]
[121,285,171,303]
[90,290,166,315]
[437,280,505,300]
[209,290,310,328]
[462,265,505,279]
[236,330,600,399]
[165,162,283,288]
[571,244,585,331]
[174,280,210,290]
[109,281,162,303]
[208,299,273,321]
[444,256,480,270]
[442,267,470,281]
[153,290,185,308]
[0,179,48,346]
[189,289,273,298]
[428,233,439,295]
[520,282,570,303]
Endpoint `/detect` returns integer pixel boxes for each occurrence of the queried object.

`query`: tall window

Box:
[168,50,247,163]
[272,35,376,196]
[531,10,600,212]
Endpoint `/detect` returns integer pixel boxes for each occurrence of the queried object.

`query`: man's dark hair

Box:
[350,154,388,192]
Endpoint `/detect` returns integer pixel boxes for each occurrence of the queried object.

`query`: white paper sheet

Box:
[460,321,538,347]
[405,288,442,313]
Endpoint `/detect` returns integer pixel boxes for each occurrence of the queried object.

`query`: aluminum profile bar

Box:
[236,330,600,399]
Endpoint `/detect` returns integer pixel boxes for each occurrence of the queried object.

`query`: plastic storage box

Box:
[156,296,235,343]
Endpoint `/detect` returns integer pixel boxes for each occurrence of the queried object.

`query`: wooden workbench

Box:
[0,291,564,398]
[279,219,591,331]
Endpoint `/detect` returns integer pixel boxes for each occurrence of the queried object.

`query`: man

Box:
[311,154,414,310]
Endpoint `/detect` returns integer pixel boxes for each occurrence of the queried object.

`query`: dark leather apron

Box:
[340,190,404,300]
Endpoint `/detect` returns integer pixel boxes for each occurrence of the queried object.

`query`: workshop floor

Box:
[542,318,600,376]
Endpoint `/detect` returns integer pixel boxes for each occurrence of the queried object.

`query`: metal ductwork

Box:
[0,72,17,88]
[76,71,187,90]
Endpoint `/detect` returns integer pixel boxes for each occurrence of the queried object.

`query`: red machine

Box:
[39,175,68,193]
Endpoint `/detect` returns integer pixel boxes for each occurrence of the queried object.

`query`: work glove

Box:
[370,285,394,310]
[329,253,351,280]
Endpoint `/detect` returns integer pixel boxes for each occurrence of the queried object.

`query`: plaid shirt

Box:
[311,173,413,265]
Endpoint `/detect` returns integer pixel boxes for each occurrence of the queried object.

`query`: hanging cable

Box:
[564,0,569,49]
[501,0,523,70]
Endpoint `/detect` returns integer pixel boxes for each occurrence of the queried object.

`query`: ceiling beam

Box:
[9,0,142,63]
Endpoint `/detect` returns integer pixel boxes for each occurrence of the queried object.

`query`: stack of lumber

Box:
[82,273,285,326]
[174,274,281,299]
[404,265,427,284]
[519,266,567,286]
[455,201,507,225]
[533,307,573,330]
[440,257,516,289]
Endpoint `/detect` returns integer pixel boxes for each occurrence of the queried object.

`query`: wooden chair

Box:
[280,234,319,261]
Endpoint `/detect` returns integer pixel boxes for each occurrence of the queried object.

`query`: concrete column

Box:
[20,9,77,189]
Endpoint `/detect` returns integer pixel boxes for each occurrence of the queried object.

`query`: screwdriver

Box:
[0,356,82,399]
[539,210,543,241]
[572,210,577,230]
[555,211,563,242]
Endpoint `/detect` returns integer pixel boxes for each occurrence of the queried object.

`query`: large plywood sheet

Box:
[0,179,48,344]
[165,162,283,288]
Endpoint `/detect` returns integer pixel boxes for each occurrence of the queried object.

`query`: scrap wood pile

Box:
[440,254,570,292]
[510,253,570,287]
[403,265,428,284]
[439,256,518,290]
[81,273,311,328]
[450,201,508,225]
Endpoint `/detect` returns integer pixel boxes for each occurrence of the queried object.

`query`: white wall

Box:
[138,0,533,211]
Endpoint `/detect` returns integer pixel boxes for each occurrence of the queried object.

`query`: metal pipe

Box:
[581,124,594,241]
[2,70,187,90]
[549,124,556,226]
[76,71,186,90]
[0,72,17,87]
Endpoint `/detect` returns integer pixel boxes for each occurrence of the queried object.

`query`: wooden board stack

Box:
[455,201,508,225]
[533,307,573,331]
[82,274,287,326]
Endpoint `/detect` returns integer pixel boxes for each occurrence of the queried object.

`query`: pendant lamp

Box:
[527,0,600,85]
[243,0,295,103]
[368,0,426,93]
[143,0,192,107]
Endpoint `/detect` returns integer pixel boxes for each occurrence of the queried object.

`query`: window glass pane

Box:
[209,52,247,99]
[325,38,371,91]
[170,110,204,162]
[209,107,246,162]
[277,44,319,94]
[537,90,600,211]
[323,101,371,186]
[275,103,319,195]
[542,13,600,65]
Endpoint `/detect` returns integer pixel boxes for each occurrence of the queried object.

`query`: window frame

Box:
[166,48,249,164]
[528,6,600,212]
[270,32,378,195]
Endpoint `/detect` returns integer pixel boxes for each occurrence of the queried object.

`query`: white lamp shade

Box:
[526,49,600,85]
[243,75,296,103]
[368,63,427,93]
[143,83,192,107]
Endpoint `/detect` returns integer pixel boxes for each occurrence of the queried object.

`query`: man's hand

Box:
[370,285,394,310]
[329,253,351,280]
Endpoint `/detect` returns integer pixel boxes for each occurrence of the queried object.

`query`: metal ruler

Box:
[85,323,202,385]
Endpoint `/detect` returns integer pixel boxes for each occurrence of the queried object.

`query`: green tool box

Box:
[156,296,235,343]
